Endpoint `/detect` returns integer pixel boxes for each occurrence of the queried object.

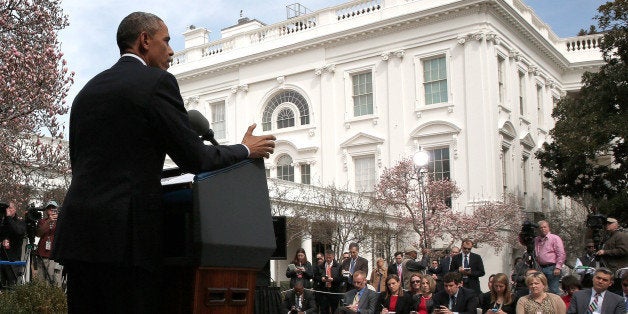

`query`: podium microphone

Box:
[188,109,219,146]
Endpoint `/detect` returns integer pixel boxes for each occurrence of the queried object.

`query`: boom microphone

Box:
[187,109,219,146]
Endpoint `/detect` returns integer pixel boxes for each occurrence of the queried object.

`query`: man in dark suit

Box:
[432,272,479,314]
[339,271,378,314]
[282,279,318,314]
[567,268,626,314]
[314,250,343,313]
[387,251,404,279]
[52,12,276,314]
[434,246,459,292]
[341,242,368,291]
[449,239,485,295]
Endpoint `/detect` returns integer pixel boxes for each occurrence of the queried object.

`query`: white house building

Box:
[168,0,603,286]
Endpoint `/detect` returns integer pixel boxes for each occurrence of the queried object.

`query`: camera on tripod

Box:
[518,221,539,252]
[24,204,44,244]
[586,213,607,251]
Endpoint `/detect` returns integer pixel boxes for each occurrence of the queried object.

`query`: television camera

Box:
[518,220,539,269]
[24,204,44,245]
[586,213,607,252]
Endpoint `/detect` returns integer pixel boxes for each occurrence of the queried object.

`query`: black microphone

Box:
[187,109,219,146]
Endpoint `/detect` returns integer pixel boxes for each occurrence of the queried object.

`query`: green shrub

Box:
[0,280,67,313]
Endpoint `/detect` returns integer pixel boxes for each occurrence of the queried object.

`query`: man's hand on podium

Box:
[241,124,276,159]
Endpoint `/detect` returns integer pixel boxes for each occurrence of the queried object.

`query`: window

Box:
[276,108,295,129]
[536,85,544,125]
[277,155,294,182]
[423,56,448,105]
[502,147,509,194]
[352,72,373,116]
[522,156,528,195]
[210,101,226,139]
[262,90,310,131]
[426,147,450,181]
[300,164,311,185]
[354,155,375,192]
[518,71,526,115]
[497,56,505,104]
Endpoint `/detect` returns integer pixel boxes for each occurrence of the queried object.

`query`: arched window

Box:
[262,90,310,131]
[276,155,294,182]
[276,108,295,129]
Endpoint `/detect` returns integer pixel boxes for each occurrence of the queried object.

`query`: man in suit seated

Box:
[339,270,378,314]
[282,279,318,314]
[567,267,626,314]
[431,272,479,314]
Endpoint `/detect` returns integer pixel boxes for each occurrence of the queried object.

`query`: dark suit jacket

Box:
[567,289,626,314]
[342,256,368,286]
[449,252,485,295]
[342,256,369,274]
[53,56,249,267]
[387,262,403,277]
[314,260,342,292]
[282,289,318,313]
[432,287,479,314]
[340,288,378,314]
[378,292,413,314]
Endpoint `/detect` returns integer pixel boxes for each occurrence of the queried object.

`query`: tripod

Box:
[26,243,60,286]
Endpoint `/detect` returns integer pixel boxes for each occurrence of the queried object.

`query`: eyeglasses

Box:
[586,246,595,248]
[411,280,421,284]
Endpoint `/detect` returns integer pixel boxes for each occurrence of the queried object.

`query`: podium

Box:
[161,159,276,313]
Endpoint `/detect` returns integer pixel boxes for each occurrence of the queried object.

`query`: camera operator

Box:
[0,202,26,288]
[33,201,63,286]
[595,217,628,293]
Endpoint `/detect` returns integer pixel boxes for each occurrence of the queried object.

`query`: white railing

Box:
[561,34,604,52]
[170,0,602,68]
[335,0,381,21]
[170,0,384,67]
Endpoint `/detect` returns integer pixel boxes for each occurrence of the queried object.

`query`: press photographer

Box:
[0,201,26,289]
[592,216,627,293]
[32,201,63,286]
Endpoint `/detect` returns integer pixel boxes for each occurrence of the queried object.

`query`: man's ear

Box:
[139,32,150,51]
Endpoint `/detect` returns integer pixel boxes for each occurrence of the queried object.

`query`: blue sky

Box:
[57,0,604,132]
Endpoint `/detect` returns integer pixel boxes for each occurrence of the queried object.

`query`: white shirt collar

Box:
[121,53,146,66]
[591,289,606,298]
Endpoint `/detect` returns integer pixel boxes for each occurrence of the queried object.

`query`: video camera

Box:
[586,213,607,251]
[518,221,539,253]
[24,204,44,244]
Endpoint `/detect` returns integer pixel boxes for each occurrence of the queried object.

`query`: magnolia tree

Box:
[375,158,524,253]
[0,0,73,207]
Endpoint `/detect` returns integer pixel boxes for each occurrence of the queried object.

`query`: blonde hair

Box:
[525,271,548,291]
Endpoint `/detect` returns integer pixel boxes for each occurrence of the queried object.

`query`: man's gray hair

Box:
[116,12,163,54]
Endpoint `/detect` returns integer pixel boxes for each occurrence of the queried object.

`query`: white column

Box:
[301,237,313,260]
[270,260,277,286]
